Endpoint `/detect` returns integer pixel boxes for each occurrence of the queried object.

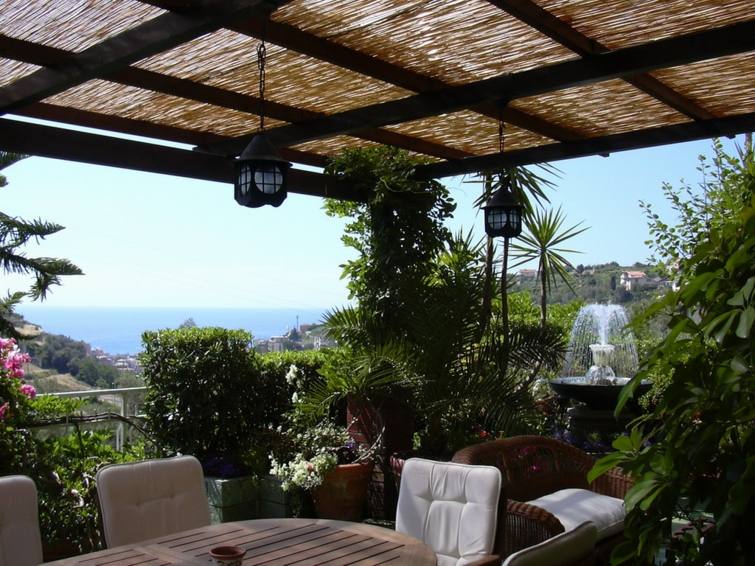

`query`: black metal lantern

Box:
[234,133,291,208]
[234,37,291,208]
[483,182,523,238]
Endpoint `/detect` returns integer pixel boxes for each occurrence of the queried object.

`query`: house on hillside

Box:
[517,269,538,280]
[620,271,648,291]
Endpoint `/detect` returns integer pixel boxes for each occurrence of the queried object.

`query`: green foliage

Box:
[593,144,755,565]
[508,291,582,336]
[640,139,753,279]
[320,233,568,456]
[141,327,265,468]
[25,333,89,374]
[1,345,149,554]
[0,152,82,338]
[24,332,125,387]
[472,165,557,215]
[512,206,588,326]
[324,146,455,337]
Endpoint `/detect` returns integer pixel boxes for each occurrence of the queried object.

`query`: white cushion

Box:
[96,455,211,548]
[0,475,43,566]
[527,488,624,540]
[502,521,597,566]
[396,458,501,566]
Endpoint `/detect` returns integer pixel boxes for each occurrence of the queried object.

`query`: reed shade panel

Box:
[512,79,690,139]
[537,0,755,50]
[0,59,40,88]
[0,0,753,179]
[45,80,289,137]
[385,111,553,155]
[651,53,755,117]
[272,0,579,85]
[0,0,164,52]
[136,29,411,116]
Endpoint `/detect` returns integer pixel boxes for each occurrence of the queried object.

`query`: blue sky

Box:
[0,116,746,309]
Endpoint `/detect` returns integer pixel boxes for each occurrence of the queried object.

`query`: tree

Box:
[178,318,196,329]
[591,143,755,565]
[0,152,82,337]
[324,146,455,342]
[640,139,753,279]
[511,207,588,328]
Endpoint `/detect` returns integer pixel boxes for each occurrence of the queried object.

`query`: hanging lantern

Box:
[234,133,291,208]
[234,37,290,208]
[483,181,523,238]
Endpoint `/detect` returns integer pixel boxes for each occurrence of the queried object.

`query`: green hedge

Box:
[141,328,332,475]
[141,328,264,465]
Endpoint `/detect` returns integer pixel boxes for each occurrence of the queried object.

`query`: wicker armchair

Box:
[452,436,633,560]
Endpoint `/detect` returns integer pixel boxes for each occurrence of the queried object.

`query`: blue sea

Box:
[17,306,329,355]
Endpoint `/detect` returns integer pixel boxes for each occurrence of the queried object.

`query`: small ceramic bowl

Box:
[209,545,246,566]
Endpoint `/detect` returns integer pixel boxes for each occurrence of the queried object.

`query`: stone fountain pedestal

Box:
[565,406,636,436]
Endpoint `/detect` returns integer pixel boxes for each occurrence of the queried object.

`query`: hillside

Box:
[25,363,93,393]
[513,262,672,306]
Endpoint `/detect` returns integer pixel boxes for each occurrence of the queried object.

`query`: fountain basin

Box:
[550,377,651,411]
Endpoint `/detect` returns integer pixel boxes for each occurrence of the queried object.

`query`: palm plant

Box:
[511,207,588,328]
[315,233,567,456]
[473,166,558,330]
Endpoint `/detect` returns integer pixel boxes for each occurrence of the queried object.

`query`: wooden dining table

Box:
[43,518,437,565]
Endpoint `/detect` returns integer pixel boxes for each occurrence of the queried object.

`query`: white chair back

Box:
[0,475,43,566]
[96,455,211,548]
[396,458,501,566]
[502,522,597,566]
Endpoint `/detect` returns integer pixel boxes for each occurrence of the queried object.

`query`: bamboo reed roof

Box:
[1,0,754,199]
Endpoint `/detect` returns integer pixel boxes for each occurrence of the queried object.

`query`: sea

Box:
[17,306,330,355]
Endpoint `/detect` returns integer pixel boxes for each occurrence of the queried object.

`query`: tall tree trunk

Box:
[501,237,510,342]
[481,173,494,329]
[540,261,547,329]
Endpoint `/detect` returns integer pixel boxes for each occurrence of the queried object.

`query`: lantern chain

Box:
[257,40,266,132]
[498,118,505,153]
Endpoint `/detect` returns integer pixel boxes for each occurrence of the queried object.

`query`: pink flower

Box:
[0,402,9,421]
[3,348,30,379]
[0,338,14,351]
[20,383,36,399]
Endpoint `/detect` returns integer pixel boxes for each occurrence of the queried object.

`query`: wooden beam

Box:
[487,0,716,120]
[13,102,329,167]
[141,0,584,141]
[0,0,294,115]
[230,14,585,141]
[0,35,468,161]
[414,112,755,179]
[0,118,360,200]
[202,20,755,155]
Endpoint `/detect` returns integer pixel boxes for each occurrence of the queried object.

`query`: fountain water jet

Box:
[550,304,648,411]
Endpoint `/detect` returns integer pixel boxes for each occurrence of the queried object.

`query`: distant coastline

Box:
[18,305,330,355]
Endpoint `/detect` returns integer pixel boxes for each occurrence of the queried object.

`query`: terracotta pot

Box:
[389,453,408,491]
[346,396,414,455]
[312,462,373,521]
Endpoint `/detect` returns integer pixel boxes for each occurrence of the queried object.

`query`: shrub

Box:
[592,144,754,565]
[0,341,149,555]
[141,327,265,475]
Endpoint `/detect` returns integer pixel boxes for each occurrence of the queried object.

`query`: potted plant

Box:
[270,420,373,521]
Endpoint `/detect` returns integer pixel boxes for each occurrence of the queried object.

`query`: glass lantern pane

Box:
[487,209,507,230]
[240,164,253,195]
[255,164,283,194]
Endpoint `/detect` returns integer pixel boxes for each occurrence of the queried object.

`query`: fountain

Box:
[550,304,650,435]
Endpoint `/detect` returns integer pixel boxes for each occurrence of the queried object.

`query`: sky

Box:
[0,114,747,309]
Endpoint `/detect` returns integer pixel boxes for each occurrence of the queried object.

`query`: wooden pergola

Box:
[1,0,754,201]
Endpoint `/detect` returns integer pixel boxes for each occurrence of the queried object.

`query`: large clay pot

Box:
[346,396,414,519]
[312,462,373,521]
